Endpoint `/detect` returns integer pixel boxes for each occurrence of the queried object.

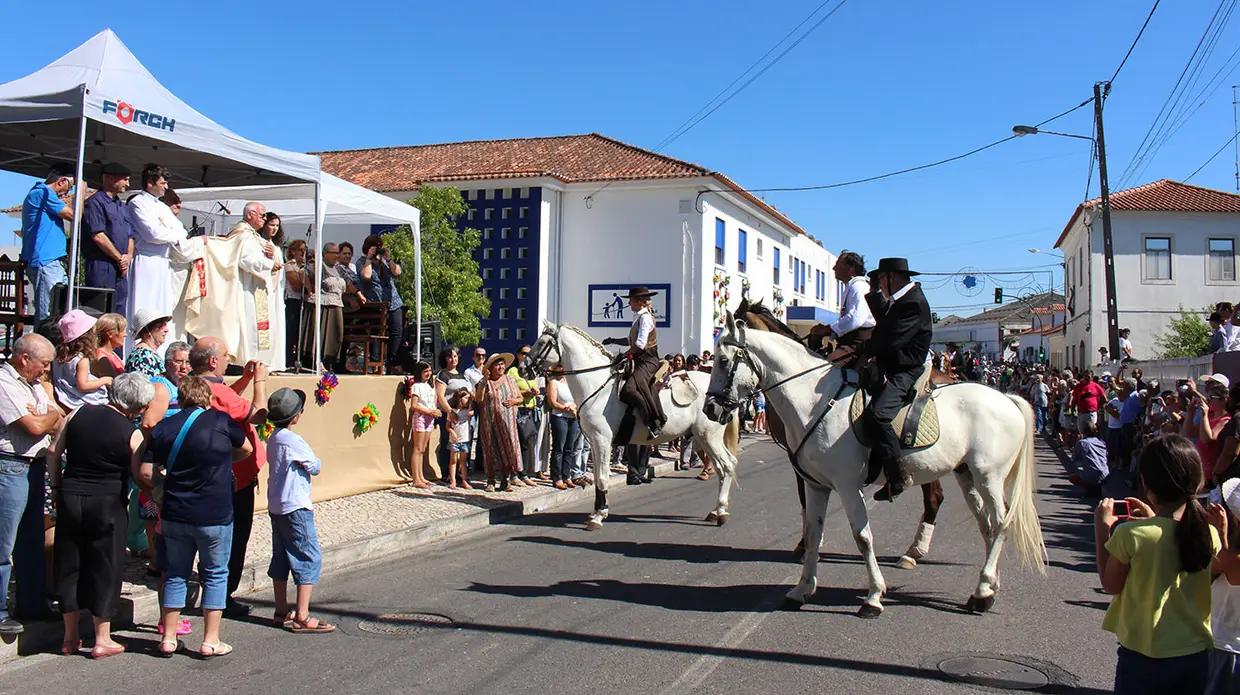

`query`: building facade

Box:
[320,134,838,355]
[1055,179,1240,369]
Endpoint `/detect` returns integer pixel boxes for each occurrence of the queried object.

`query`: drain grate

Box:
[357,612,454,636]
[938,656,1050,690]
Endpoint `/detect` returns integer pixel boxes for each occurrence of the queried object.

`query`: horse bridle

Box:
[707,327,854,484]
[528,325,626,413]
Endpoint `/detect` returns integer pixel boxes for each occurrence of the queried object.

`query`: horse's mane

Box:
[559,324,614,361]
[735,298,803,343]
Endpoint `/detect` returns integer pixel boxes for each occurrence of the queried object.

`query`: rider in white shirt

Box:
[808,251,876,367]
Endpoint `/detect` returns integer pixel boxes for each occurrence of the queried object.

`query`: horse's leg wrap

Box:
[908,521,935,559]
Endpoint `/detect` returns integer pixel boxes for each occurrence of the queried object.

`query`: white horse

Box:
[528,321,741,531]
[703,313,1045,617]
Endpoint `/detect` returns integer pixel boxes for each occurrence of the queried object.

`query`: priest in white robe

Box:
[127,164,189,356]
[228,202,286,370]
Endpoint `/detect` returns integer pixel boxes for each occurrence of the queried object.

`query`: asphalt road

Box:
[0,436,1115,695]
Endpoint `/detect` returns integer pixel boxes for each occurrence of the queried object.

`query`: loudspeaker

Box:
[76,287,115,316]
[415,320,442,363]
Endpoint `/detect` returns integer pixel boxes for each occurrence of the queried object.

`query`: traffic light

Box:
[931,312,939,323]
[1038,347,1046,362]
[994,288,1003,304]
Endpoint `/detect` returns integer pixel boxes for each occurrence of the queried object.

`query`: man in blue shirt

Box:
[20,163,76,324]
[82,162,135,317]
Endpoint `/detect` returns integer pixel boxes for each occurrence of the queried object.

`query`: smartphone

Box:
[1113,500,1130,518]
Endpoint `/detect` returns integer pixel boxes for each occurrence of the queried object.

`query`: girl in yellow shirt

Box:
[1095,434,1220,695]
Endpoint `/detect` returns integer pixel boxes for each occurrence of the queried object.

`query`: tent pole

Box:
[414,221,422,361]
[313,183,323,372]
[67,113,87,308]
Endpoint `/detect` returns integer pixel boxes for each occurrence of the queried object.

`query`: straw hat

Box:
[485,353,514,371]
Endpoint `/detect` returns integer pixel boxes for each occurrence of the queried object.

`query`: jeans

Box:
[1033,405,1047,433]
[571,438,590,479]
[549,416,582,482]
[268,509,322,586]
[25,259,67,325]
[0,461,29,620]
[162,520,233,611]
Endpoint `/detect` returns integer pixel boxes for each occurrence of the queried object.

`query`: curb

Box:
[0,436,761,663]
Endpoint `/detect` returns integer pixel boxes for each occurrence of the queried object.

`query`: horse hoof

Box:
[585,518,603,532]
[715,513,729,527]
[599,509,610,520]
[780,597,804,612]
[856,604,883,619]
[704,511,718,523]
[964,595,995,613]
[896,555,918,570]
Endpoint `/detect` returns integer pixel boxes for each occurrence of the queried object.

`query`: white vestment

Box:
[127,191,190,355]
[227,222,286,370]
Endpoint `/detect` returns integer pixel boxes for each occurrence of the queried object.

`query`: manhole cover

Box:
[357,612,454,636]
[938,656,1050,690]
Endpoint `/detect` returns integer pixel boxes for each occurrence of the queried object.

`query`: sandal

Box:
[484,483,496,493]
[286,616,337,634]
[696,472,711,481]
[91,643,126,660]
[199,641,234,659]
[273,610,295,628]
[156,639,180,658]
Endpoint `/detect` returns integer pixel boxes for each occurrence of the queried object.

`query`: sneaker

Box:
[0,617,23,636]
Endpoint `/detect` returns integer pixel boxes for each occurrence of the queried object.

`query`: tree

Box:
[385,186,489,346]
[1153,306,1211,358]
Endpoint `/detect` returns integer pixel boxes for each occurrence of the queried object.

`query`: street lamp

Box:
[1012,81,1120,361]
[1028,248,1065,259]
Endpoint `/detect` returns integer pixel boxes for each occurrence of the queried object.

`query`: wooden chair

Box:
[0,255,31,360]
[343,302,390,375]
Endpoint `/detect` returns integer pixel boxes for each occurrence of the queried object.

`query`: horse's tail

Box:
[1001,394,1047,574]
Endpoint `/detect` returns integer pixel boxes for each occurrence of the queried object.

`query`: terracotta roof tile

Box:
[1054,179,1240,248]
[317,133,805,235]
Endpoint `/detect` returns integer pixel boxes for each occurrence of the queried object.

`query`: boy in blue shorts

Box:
[265,388,335,633]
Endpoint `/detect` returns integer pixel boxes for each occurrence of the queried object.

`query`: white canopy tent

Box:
[0,29,345,368]
[174,174,424,357]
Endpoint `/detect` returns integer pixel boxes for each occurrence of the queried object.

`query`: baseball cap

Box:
[1200,373,1232,390]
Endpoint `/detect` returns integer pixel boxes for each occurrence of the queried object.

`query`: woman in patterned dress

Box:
[124,308,173,378]
[474,353,522,492]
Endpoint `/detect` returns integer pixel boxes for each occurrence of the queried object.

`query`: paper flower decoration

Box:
[315,372,339,405]
[257,420,275,441]
[353,402,380,434]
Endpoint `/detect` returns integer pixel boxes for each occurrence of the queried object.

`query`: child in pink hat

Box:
[51,309,111,410]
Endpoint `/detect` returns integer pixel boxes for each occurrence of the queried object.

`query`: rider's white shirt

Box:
[633,307,654,349]
[829,276,876,336]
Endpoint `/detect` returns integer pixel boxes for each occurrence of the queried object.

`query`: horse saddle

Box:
[654,367,699,407]
[849,385,941,450]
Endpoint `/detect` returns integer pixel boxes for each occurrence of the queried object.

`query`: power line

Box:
[1111,0,1163,83]
[721,98,1092,195]
[1184,131,1240,182]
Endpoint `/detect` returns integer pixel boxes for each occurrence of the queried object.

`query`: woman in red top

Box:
[1187,378,1231,486]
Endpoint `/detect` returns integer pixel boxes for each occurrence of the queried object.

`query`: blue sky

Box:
[0,0,1235,316]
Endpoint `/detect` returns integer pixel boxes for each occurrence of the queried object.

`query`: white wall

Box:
[1063,208,1240,365]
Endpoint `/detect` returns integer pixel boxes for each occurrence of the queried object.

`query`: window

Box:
[500,268,509,280]
[1209,238,1235,282]
[756,238,764,260]
[483,288,493,299]
[483,248,492,260]
[501,248,511,260]
[520,206,529,219]
[737,229,748,273]
[519,227,528,239]
[517,308,526,320]
[484,209,493,220]
[494,189,504,199]
[501,228,510,239]
[518,288,528,299]
[517,267,527,279]
[517,328,526,340]
[499,308,509,319]
[500,328,509,340]
[715,218,726,266]
[482,328,492,340]
[483,228,492,240]
[502,208,511,220]
[516,248,526,260]
[500,288,510,299]
[467,209,476,221]
[1143,237,1171,280]
[773,248,781,285]
[482,268,492,280]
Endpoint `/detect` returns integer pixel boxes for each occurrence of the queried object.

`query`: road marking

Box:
[660,572,798,695]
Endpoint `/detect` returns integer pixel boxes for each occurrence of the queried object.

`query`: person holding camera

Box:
[358,234,404,371]
[1183,375,1232,487]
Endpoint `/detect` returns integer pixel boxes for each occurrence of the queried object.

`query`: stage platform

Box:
[251,374,432,513]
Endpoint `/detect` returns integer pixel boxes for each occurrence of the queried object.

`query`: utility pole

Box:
[1233,85,1238,192]
[1094,81,1121,361]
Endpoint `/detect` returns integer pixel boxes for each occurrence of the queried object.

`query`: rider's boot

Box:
[874,457,913,502]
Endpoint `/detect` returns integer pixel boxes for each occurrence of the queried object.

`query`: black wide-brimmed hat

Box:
[867,257,919,279]
[622,286,659,299]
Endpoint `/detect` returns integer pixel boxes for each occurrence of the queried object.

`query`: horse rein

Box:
[528,327,625,414]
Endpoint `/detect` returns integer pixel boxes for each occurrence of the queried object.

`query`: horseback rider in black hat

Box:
[859,258,933,502]
[602,287,668,449]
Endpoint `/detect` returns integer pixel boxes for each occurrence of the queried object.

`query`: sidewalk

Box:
[1,435,761,661]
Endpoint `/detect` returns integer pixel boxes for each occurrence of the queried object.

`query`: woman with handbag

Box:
[135,376,252,658]
[475,353,522,492]
[46,373,153,659]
